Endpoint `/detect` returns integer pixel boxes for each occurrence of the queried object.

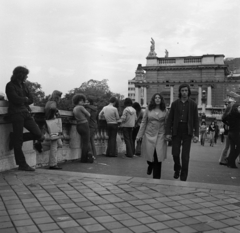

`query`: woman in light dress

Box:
[136,93,168,179]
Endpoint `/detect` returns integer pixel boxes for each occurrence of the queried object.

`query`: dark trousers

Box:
[132,126,140,154]
[147,150,162,179]
[172,123,192,181]
[89,128,97,157]
[228,131,240,167]
[221,134,224,143]
[214,133,219,144]
[10,112,42,166]
[106,124,118,157]
[122,127,134,157]
[77,122,91,162]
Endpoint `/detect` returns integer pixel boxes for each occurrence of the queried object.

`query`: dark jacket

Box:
[166,98,199,137]
[5,81,33,115]
[222,103,240,133]
[86,104,98,129]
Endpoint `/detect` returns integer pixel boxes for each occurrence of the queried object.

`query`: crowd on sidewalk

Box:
[4,66,240,184]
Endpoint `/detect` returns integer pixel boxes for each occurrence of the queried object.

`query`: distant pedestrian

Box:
[6,66,44,171]
[45,90,63,170]
[136,93,168,179]
[85,97,98,159]
[214,121,219,144]
[72,94,93,163]
[166,84,199,181]
[120,98,137,158]
[99,97,120,157]
[200,121,207,146]
[132,102,144,155]
[208,122,215,147]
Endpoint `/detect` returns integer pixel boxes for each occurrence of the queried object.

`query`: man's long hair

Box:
[11,66,29,83]
[148,93,166,111]
[178,84,191,98]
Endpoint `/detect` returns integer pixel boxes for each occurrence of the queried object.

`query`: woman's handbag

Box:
[45,118,63,140]
[135,139,142,156]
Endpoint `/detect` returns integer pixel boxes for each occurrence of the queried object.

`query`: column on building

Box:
[143,86,147,107]
[170,85,174,106]
[135,86,140,103]
[198,85,202,108]
[206,85,212,108]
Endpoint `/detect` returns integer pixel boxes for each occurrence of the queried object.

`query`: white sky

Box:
[0,0,239,98]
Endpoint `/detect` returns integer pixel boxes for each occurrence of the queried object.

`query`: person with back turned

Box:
[166,84,199,181]
[6,66,44,171]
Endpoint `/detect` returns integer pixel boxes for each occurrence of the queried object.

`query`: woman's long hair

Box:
[49,90,62,103]
[148,93,166,111]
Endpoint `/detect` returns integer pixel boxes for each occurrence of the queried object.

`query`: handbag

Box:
[135,140,141,156]
[45,118,63,140]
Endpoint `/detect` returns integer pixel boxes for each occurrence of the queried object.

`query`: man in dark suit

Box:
[166,84,199,181]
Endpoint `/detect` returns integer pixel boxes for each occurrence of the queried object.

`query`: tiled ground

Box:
[0,169,240,233]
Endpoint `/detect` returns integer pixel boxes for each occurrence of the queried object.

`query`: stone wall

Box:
[0,104,126,172]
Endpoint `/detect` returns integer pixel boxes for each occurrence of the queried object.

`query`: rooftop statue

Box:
[165,49,169,58]
[148,38,157,57]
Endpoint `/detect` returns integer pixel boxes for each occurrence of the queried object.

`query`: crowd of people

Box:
[5,66,240,180]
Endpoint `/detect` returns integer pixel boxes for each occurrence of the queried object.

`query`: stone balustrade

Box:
[0,101,126,172]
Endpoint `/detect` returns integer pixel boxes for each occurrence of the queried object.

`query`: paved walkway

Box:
[0,169,240,233]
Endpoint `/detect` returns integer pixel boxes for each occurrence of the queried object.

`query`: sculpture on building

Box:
[148,38,157,57]
[165,49,169,58]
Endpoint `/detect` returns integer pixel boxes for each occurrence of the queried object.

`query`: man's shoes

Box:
[219,162,227,166]
[18,165,35,171]
[34,142,42,153]
[9,133,14,150]
[227,165,238,169]
[49,165,62,170]
[147,164,153,175]
[174,171,180,179]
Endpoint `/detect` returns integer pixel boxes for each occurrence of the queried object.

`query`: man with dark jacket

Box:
[166,84,199,181]
[5,66,44,171]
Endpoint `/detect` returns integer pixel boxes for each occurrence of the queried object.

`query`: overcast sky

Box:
[0,0,239,98]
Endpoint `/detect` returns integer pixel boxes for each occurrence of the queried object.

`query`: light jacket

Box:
[120,106,137,127]
[137,108,168,162]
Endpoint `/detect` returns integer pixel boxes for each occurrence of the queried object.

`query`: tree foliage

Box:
[25,81,48,107]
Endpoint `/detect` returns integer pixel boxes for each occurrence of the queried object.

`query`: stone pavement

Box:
[0,169,240,233]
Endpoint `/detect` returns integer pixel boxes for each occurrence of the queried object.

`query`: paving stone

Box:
[120,219,141,227]
[13,219,34,227]
[190,223,214,231]
[0,215,11,222]
[221,218,240,226]
[0,221,14,229]
[70,212,90,220]
[129,211,148,218]
[77,217,98,226]
[88,210,108,218]
[174,225,197,233]
[95,215,115,223]
[147,222,168,231]
[0,228,17,233]
[62,226,86,233]
[83,223,106,232]
[162,219,185,228]
[113,213,133,221]
[33,216,54,224]
[153,214,172,222]
[194,215,214,223]
[104,208,125,215]
[111,228,133,233]
[48,209,67,216]
[57,220,79,228]
[16,225,39,233]
[130,224,152,233]
[38,222,60,231]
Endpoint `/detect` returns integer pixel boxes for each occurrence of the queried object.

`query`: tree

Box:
[58,79,124,112]
[25,81,47,106]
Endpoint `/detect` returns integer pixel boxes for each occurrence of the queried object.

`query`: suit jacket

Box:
[166,98,199,137]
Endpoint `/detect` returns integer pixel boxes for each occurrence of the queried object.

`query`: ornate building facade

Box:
[131,40,240,118]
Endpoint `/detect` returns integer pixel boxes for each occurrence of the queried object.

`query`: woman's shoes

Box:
[49,165,62,170]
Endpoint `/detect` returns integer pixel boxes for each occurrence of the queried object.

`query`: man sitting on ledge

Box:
[5,66,44,171]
